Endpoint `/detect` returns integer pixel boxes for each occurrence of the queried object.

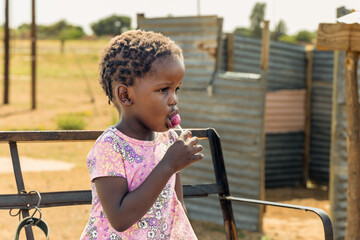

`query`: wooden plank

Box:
[317,23,360,51]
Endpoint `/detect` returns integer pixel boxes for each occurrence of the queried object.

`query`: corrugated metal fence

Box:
[228,34,307,187]
[309,49,334,184]
[229,34,306,91]
[179,72,266,232]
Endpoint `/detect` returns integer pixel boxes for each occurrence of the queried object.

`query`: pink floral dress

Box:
[80,126,197,240]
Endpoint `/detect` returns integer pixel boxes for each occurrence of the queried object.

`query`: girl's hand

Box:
[162,130,204,173]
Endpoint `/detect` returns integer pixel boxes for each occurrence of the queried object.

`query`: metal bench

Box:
[0,128,333,240]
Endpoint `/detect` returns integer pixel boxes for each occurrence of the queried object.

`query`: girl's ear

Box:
[115,84,133,106]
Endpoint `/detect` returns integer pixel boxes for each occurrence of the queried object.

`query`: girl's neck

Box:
[114,121,157,141]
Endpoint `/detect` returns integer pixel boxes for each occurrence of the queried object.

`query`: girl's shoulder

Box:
[95,126,118,143]
[94,127,177,147]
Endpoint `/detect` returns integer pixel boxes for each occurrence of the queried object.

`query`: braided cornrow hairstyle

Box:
[99,29,183,104]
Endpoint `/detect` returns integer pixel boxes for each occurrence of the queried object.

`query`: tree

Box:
[249,2,266,38]
[48,20,85,52]
[234,27,252,36]
[278,35,297,44]
[295,30,316,43]
[59,26,85,53]
[272,19,287,41]
[16,20,85,51]
[91,15,131,36]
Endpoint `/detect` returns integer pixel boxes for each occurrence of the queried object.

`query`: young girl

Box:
[80,30,203,240]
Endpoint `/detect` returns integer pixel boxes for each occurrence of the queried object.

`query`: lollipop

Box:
[170,114,183,130]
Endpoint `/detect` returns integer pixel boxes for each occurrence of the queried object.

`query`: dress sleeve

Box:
[87,140,127,181]
[168,129,178,145]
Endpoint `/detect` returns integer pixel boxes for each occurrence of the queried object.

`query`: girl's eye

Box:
[158,87,168,93]
[175,87,181,93]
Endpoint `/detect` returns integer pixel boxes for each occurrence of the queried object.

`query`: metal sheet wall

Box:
[265,89,306,133]
[179,71,266,232]
[137,14,222,91]
[231,35,307,188]
[232,35,306,91]
[330,52,360,240]
[309,50,334,184]
[265,132,304,188]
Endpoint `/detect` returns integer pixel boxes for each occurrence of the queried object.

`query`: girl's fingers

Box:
[190,144,203,154]
[192,153,204,161]
[178,130,191,141]
[187,136,199,146]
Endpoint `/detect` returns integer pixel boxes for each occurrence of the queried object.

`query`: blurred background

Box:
[1,1,359,239]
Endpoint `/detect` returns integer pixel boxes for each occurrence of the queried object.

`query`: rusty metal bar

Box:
[0,129,208,142]
[208,129,238,240]
[0,184,222,209]
[221,196,334,240]
[9,142,34,240]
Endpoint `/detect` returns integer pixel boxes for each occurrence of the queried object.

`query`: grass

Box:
[0,39,271,239]
[56,112,90,130]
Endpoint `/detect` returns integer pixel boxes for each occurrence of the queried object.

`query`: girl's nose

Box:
[169,93,178,106]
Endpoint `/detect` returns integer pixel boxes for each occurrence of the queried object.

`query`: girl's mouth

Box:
[169,113,181,128]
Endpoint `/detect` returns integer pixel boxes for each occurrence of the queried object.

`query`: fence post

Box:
[303,50,313,185]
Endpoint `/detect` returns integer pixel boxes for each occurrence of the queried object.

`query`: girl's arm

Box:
[94,130,202,232]
[175,172,188,215]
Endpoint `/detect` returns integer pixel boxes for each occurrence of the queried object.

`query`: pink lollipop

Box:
[170,114,181,127]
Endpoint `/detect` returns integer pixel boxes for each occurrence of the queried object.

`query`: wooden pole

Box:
[303,50,313,185]
[3,0,10,104]
[226,33,234,71]
[31,0,36,110]
[344,51,360,240]
[260,20,270,71]
[259,19,270,232]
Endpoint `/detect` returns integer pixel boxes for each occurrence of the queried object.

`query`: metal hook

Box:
[27,191,42,225]
[29,207,42,225]
[9,190,43,224]
[9,208,22,221]
[28,190,41,209]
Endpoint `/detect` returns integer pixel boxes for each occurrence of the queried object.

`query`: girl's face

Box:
[125,55,185,138]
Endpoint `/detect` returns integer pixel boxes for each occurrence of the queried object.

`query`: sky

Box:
[1,0,360,35]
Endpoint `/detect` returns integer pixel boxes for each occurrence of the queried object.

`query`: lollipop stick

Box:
[177,124,183,132]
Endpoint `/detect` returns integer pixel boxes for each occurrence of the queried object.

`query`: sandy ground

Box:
[0,157,74,173]
[0,158,329,240]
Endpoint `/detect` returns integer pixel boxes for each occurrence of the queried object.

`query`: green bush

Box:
[56,112,87,130]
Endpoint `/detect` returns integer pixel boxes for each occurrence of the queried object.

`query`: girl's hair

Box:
[99,29,183,104]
